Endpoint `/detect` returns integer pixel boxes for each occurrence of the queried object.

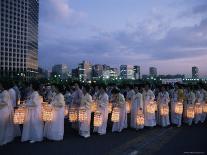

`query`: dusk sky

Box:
[38,0,207,77]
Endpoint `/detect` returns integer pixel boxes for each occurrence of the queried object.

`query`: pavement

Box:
[0,117,207,155]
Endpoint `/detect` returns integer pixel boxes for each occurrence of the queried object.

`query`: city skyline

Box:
[38,0,207,76]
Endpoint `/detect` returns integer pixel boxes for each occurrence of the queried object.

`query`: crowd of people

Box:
[0,82,207,146]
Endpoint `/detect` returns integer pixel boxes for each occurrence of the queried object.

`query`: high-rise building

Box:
[78,61,92,81]
[120,65,134,79]
[52,64,69,79]
[0,0,39,78]
[92,64,104,78]
[192,66,199,79]
[149,67,157,77]
[133,66,141,79]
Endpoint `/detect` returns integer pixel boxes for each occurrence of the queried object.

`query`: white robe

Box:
[0,90,20,146]
[94,92,109,135]
[171,90,182,126]
[131,93,144,129]
[194,90,203,124]
[44,93,65,141]
[21,91,44,142]
[112,93,127,132]
[201,89,207,123]
[143,90,156,127]
[157,91,170,127]
[184,91,195,126]
[79,93,92,137]
[9,88,17,108]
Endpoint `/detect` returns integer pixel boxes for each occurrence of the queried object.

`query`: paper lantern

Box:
[136,110,144,126]
[160,104,169,116]
[64,105,69,116]
[94,110,102,127]
[108,102,112,113]
[175,102,183,114]
[91,101,97,112]
[146,101,156,114]
[13,107,26,124]
[111,107,120,122]
[68,107,78,122]
[78,107,88,122]
[194,103,202,114]
[42,104,53,122]
[186,105,195,119]
[126,100,131,113]
[203,103,207,113]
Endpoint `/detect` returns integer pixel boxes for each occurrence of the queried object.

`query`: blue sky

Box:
[38,0,207,77]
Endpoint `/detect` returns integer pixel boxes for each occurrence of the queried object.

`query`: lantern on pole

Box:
[91,101,97,113]
[68,106,78,122]
[203,103,207,113]
[13,107,26,124]
[146,101,156,114]
[94,110,102,127]
[108,102,112,113]
[42,104,53,122]
[126,100,131,113]
[194,103,202,114]
[186,105,195,119]
[136,110,144,126]
[64,105,69,117]
[160,104,169,116]
[175,102,183,114]
[111,107,120,122]
[78,107,88,122]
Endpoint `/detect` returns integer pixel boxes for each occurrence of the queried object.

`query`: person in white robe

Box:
[9,87,17,108]
[112,88,127,132]
[0,90,20,145]
[143,84,156,127]
[194,88,204,124]
[44,89,65,141]
[71,83,83,130]
[94,85,109,135]
[21,88,44,143]
[171,85,184,127]
[79,86,92,138]
[183,87,195,126]
[200,88,207,123]
[130,87,144,129]
[157,86,170,127]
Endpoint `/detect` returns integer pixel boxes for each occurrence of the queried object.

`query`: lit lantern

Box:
[64,105,69,117]
[42,104,53,122]
[126,100,131,113]
[78,107,88,122]
[160,104,169,116]
[136,110,144,126]
[203,103,207,113]
[91,101,97,112]
[175,102,183,114]
[13,107,26,124]
[17,99,21,105]
[186,105,195,119]
[111,107,120,122]
[108,102,112,113]
[39,96,43,103]
[94,111,102,127]
[68,107,78,122]
[146,101,156,114]
[194,103,202,114]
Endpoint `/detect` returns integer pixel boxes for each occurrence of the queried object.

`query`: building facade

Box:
[149,67,157,77]
[133,65,141,79]
[120,65,134,79]
[0,0,39,78]
[192,66,199,79]
[52,64,69,79]
[78,60,92,81]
